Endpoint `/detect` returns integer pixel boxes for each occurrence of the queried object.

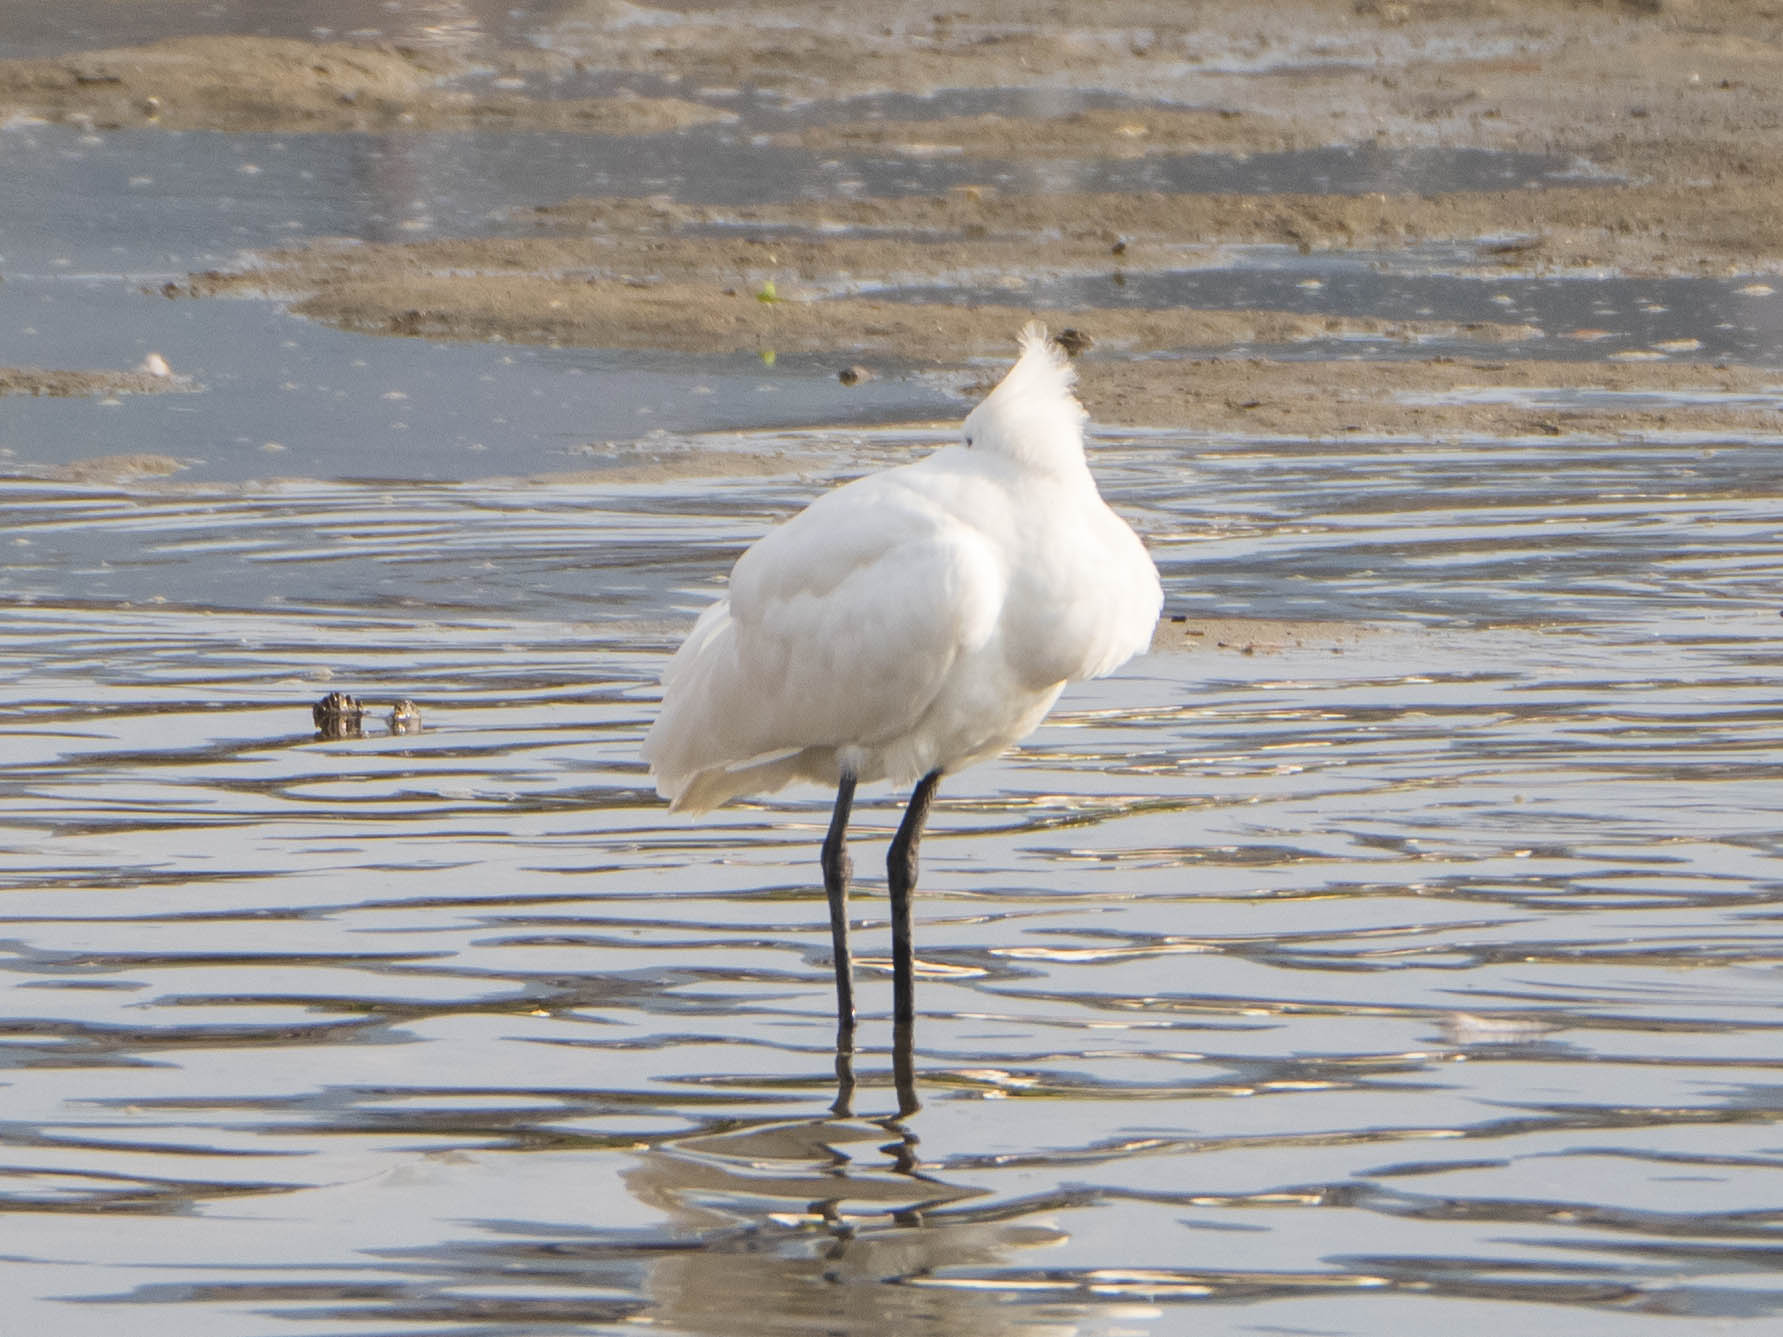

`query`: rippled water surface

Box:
[6,7,1783,1335]
[5,424,1782,1336]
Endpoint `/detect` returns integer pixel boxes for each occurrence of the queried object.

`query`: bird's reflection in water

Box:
[626,1030,1067,1336]
[361,1031,1068,1335]
[832,1019,920,1121]
[641,1021,948,1234]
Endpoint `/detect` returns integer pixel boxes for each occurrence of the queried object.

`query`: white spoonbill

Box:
[642,323,1162,1037]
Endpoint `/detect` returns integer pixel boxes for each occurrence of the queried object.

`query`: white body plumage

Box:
[643,323,1162,813]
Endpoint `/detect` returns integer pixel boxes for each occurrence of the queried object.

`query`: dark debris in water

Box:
[311,692,423,739]
[311,691,363,740]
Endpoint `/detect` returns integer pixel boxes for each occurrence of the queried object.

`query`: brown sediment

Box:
[504,446,829,487]
[1150,616,1378,656]
[746,5,1783,183]
[0,35,727,132]
[449,0,1783,168]
[14,1,1777,442]
[524,185,1783,279]
[780,106,1317,156]
[177,261,1536,356]
[8,3,1783,183]
[165,220,1782,438]
[37,453,187,484]
[1076,357,1783,438]
[0,367,193,398]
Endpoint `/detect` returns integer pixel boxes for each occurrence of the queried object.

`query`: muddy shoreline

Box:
[0,365,193,398]
[9,1,1783,437]
[0,35,727,133]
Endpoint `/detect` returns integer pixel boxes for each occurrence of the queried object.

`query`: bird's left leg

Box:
[887,769,942,1029]
[823,772,859,1044]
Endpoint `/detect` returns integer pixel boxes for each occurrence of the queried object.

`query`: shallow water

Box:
[4,425,1782,1336]
[6,9,1783,1335]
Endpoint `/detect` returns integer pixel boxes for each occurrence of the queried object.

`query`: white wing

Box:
[642,467,1006,805]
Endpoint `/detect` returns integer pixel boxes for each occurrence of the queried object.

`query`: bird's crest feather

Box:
[960,321,1087,471]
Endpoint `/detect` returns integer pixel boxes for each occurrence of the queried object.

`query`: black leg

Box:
[830,1041,856,1118]
[880,1017,923,1169]
[886,769,941,1029]
[822,772,858,1042]
[891,1017,920,1117]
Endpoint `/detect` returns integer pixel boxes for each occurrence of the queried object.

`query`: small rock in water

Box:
[837,364,874,386]
[388,699,423,734]
[312,691,364,739]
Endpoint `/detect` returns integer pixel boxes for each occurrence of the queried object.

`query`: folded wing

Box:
[643,473,1006,810]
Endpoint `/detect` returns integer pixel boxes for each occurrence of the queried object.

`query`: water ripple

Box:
[2,414,1781,1334]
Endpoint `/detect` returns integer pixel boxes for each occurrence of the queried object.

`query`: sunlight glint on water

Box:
[1,424,1781,1335]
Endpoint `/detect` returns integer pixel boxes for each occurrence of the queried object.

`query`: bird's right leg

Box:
[887,770,941,1030]
[891,1017,919,1118]
[822,771,859,1044]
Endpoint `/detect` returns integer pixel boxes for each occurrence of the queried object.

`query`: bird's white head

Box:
[959,322,1088,473]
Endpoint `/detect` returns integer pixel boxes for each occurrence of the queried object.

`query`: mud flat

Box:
[0,366,192,398]
[1081,356,1783,437]
[14,1,1783,439]
[175,250,1539,358]
[1152,616,1378,656]
[0,35,726,132]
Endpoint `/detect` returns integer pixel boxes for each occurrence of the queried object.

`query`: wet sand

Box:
[1152,616,1376,656]
[175,257,1541,358]
[9,0,1783,436]
[0,34,726,132]
[0,366,193,397]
